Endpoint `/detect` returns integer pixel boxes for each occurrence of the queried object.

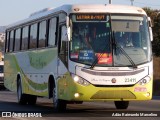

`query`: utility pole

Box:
[109,0,112,4]
[131,0,134,6]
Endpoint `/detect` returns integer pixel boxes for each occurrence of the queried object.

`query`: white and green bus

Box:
[4,4,153,111]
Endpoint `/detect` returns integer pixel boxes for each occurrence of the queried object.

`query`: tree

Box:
[143,7,160,56]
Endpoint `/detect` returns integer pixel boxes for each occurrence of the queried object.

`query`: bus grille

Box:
[90,90,136,99]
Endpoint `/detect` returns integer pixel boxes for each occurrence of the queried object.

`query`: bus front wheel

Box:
[114,101,129,109]
[52,87,67,111]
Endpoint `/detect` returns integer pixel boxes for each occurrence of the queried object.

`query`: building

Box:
[0,33,5,42]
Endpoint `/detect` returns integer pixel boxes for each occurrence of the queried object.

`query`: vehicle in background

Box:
[0,52,4,86]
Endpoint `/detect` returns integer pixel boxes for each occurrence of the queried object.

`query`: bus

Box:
[4,4,153,111]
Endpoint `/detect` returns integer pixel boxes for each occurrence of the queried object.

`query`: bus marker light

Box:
[74,8,80,11]
[144,92,150,97]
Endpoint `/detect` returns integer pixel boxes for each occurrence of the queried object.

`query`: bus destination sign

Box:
[76,14,106,21]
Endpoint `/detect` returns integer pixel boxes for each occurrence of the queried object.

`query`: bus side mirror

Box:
[67,27,71,41]
[149,27,153,41]
[148,17,153,41]
[148,17,153,27]
[66,16,71,41]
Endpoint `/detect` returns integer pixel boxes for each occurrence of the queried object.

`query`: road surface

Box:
[0,90,160,120]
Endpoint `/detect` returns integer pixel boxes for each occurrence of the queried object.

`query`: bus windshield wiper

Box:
[90,47,107,69]
[90,36,112,69]
[109,12,137,69]
[117,45,137,68]
[90,15,112,69]
[90,14,137,69]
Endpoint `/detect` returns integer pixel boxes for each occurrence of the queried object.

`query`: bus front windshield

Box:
[69,14,151,67]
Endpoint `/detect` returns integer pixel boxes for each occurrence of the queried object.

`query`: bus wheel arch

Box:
[48,75,55,99]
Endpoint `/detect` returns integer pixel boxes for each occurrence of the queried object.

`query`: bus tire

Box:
[114,101,129,109]
[17,79,27,105]
[28,95,37,105]
[53,87,67,112]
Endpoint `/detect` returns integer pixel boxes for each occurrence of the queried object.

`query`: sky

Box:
[0,0,160,26]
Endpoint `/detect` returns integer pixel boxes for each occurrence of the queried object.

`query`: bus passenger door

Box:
[57,25,68,76]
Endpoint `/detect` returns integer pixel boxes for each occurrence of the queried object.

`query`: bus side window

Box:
[48,18,58,47]
[14,28,21,51]
[38,21,46,48]
[29,23,38,49]
[5,31,10,52]
[22,26,29,50]
[9,30,14,52]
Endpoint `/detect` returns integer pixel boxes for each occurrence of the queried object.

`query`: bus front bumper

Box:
[58,76,153,101]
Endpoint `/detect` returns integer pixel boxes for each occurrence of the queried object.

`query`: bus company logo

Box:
[2,112,12,117]
[111,78,116,83]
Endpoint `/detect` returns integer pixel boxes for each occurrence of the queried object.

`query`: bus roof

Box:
[6,4,147,29]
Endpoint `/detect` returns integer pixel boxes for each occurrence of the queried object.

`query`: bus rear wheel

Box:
[17,79,27,105]
[53,87,67,111]
[114,101,129,109]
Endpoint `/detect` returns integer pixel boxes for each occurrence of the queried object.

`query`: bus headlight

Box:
[138,76,151,86]
[72,74,90,86]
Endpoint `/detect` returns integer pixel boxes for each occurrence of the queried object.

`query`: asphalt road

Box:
[0,90,160,120]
